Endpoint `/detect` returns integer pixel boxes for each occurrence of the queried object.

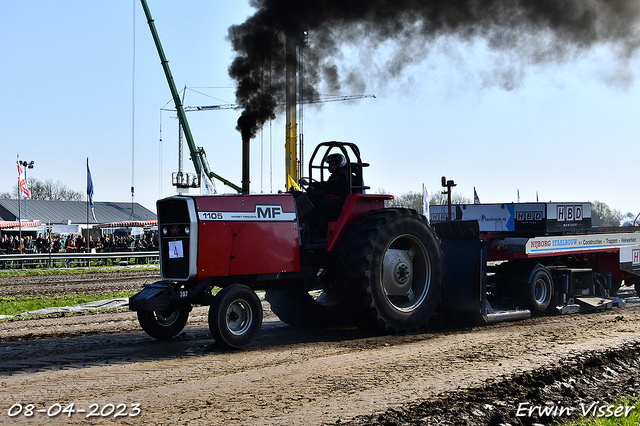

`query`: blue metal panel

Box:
[433,221,488,326]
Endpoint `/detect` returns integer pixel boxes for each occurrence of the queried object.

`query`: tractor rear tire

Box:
[209,284,263,349]
[265,286,347,328]
[137,306,190,340]
[336,208,444,334]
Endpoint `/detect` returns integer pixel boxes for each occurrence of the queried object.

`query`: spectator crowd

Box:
[0,231,159,254]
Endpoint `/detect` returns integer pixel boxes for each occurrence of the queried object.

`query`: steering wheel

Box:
[298,177,324,197]
[298,177,319,188]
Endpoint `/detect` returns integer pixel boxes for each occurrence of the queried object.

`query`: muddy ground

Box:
[2,269,640,425]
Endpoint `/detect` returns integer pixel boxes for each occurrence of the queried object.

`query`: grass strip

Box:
[0,266,159,278]
[0,292,135,317]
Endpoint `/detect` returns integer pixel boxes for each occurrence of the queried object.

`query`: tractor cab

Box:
[293,141,371,247]
[306,141,370,195]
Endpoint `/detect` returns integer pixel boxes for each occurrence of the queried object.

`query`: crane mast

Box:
[139,0,241,193]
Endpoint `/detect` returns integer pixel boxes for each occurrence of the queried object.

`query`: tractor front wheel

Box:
[209,284,263,349]
[137,306,190,340]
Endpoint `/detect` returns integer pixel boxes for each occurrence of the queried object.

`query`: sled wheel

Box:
[137,306,190,340]
[265,286,347,328]
[524,266,553,313]
[610,278,622,296]
[628,277,640,297]
[336,209,444,334]
[209,284,262,349]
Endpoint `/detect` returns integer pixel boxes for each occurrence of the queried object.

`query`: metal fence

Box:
[0,250,159,269]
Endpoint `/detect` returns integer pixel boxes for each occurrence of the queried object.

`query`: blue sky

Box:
[1,1,639,217]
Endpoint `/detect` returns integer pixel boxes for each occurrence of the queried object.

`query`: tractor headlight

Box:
[162,227,167,236]
[184,226,190,235]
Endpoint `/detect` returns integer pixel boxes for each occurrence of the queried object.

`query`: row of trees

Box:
[1,179,83,201]
[380,189,471,212]
[591,201,636,227]
[378,189,636,228]
[2,182,635,227]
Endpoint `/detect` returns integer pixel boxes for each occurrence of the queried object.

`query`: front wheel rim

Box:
[226,299,253,335]
[155,309,180,326]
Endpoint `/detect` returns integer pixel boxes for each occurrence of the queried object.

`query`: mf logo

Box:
[199,205,296,221]
[557,205,583,222]
[256,205,282,219]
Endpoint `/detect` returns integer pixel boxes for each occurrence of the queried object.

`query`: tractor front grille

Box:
[157,197,196,280]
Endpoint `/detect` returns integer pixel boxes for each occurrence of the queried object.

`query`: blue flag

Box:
[87,158,97,223]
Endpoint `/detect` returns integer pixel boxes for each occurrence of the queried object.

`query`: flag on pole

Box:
[517,189,520,203]
[287,174,301,192]
[17,161,31,199]
[536,191,539,202]
[473,187,481,204]
[87,158,97,223]
[422,184,430,220]
[200,170,216,195]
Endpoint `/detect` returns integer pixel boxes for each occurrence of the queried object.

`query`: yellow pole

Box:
[285,33,298,186]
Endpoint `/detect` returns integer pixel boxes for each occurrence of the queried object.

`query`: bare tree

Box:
[429,191,471,205]
[377,189,471,211]
[2,179,83,201]
[385,190,423,211]
[591,200,633,227]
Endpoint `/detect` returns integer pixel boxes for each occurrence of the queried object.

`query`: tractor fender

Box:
[326,194,393,251]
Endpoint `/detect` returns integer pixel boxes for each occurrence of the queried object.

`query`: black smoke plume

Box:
[228,0,640,141]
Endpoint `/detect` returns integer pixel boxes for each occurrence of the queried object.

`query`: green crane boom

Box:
[139,0,241,193]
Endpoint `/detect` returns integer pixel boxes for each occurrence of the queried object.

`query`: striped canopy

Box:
[94,220,158,229]
[0,221,42,229]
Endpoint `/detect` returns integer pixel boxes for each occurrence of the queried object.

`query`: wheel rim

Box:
[155,309,180,327]
[226,299,253,336]
[381,234,431,312]
[534,278,549,303]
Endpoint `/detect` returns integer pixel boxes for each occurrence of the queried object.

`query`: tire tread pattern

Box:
[335,208,444,334]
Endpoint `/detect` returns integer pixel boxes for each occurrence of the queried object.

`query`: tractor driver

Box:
[300,153,350,241]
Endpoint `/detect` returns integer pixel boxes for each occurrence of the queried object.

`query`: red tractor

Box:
[130,141,444,348]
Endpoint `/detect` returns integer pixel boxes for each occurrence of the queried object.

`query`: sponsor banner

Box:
[198,204,296,222]
[430,204,538,232]
[527,233,640,255]
[546,202,591,231]
[429,202,592,233]
[620,246,640,276]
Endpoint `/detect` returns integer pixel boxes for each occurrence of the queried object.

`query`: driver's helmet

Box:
[325,153,346,173]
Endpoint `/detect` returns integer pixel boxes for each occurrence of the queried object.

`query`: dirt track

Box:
[2,270,640,425]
